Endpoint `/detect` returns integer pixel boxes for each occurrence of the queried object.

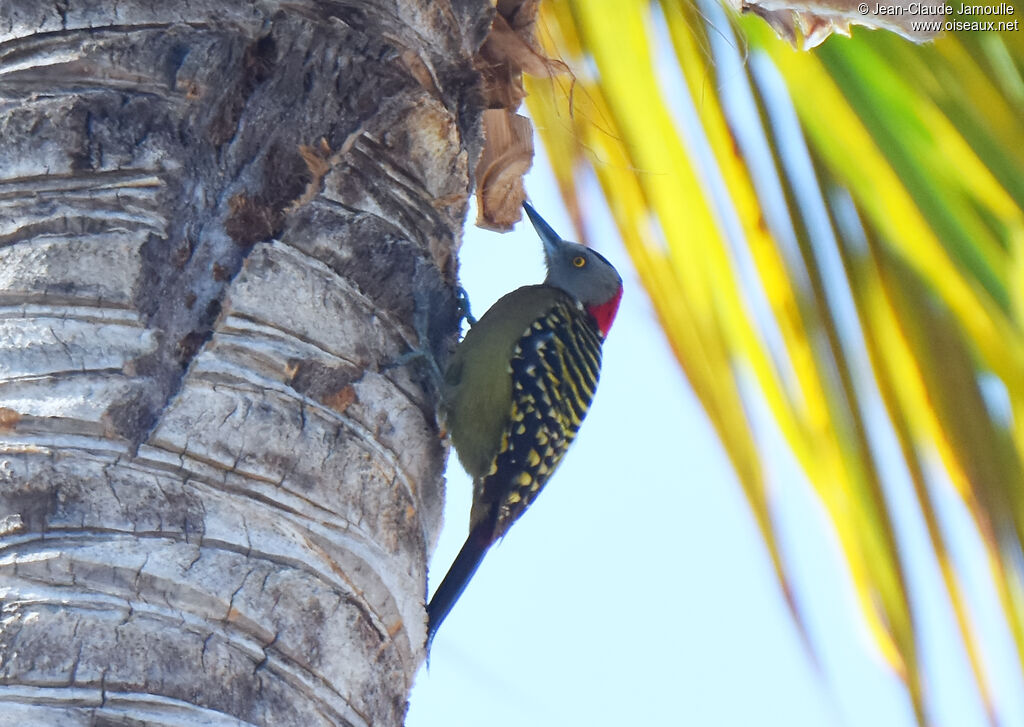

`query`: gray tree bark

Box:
[0,1,490,724]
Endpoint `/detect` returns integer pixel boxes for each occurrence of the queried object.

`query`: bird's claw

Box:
[455,285,476,328]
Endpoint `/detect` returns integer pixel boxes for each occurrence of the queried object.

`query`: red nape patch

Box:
[587,287,623,337]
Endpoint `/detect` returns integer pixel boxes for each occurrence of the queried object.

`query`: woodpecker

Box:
[426,201,623,649]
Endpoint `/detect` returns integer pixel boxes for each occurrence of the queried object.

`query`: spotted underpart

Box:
[476,298,604,540]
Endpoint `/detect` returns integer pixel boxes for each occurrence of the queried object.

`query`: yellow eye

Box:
[572,256,586,268]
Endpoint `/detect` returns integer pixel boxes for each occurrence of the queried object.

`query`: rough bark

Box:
[0,1,490,724]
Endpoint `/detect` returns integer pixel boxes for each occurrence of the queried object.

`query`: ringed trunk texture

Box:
[0,1,490,724]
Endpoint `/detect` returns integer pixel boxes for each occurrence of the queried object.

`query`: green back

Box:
[444,285,569,480]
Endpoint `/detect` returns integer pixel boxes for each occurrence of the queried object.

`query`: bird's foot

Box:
[382,345,444,389]
[455,285,476,328]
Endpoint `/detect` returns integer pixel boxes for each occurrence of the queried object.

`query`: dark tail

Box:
[426,521,493,652]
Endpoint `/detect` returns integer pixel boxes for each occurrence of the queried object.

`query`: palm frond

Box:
[526,1,1024,723]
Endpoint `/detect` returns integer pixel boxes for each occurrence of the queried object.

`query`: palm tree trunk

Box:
[0,1,488,724]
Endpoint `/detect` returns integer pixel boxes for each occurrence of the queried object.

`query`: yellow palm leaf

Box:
[526,1,1024,724]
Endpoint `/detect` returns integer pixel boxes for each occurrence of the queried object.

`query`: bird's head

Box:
[523,201,623,337]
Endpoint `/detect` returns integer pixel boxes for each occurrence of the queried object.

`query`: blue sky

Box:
[404,164,999,726]
[406,177,832,725]
[405,17,1023,717]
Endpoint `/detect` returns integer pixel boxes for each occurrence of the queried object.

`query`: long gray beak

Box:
[522,201,562,261]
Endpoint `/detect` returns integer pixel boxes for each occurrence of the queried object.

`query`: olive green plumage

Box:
[444,285,603,538]
[425,202,622,650]
[442,285,563,481]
